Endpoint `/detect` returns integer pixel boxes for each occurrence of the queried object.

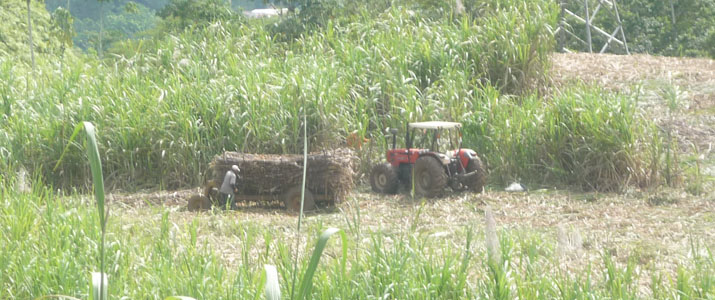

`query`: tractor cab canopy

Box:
[408,121,461,130]
[405,121,462,152]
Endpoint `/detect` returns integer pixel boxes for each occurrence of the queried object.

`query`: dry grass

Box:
[209,148,356,202]
[111,187,714,278]
[551,53,714,92]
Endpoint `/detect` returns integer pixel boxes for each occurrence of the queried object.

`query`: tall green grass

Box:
[462,85,664,191]
[0,2,565,190]
[2,174,713,298]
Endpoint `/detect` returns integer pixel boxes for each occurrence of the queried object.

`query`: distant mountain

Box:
[41,0,271,51]
[45,0,270,19]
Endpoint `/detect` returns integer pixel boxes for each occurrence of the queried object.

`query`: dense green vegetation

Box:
[618,0,715,57]
[1,175,713,299]
[43,0,265,51]
[463,86,660,192]
[0,0,684,192]
[1,1,713,299]
[40,0,715,57]
[2,0,566,189]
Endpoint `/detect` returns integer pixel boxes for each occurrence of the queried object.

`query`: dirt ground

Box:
[109,53,714,292]
[109,186,714,294]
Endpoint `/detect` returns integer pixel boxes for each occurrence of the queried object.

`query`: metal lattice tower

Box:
[556,0,630,54]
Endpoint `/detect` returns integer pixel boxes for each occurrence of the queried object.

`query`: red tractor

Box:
[370,121,486,197]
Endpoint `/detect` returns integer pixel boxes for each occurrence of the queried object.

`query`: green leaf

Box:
[164,297,197,300]
[90,272,108,300]
[34,295,83,300]
[297,227,347,300]
[82,122,107,228]
[264,265,281,300]
[56,123,109,300]
[53,122,106,227]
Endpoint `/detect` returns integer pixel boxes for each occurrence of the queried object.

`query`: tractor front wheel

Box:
[370,163,399,194]
[465,157,487,193]
[414,156,448,197]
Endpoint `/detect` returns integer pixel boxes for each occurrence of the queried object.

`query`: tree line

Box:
[17,0,715,59]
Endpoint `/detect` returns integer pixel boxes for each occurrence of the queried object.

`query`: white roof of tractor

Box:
[408,121,462,129]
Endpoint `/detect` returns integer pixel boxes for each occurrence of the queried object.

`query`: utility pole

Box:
[584,0,593,52]
[669,0,678,51]
[556,0,630,54]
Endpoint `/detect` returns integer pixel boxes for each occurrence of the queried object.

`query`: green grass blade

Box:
[34,296,83,300]
[52,124,83,172]
[90,272,107,300]
[164,297,198,300]
[291,98,310,299]
[53,122,109,299]
[82,122,106,227]
[264,264,281,300]
[82,122,108,300]
[297,228,347,300]
[52,121,107,226]
[81,122,109,300]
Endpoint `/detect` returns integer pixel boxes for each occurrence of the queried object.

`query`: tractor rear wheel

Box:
[283,186,316,212]
[465,157,487,193]
[370,163,399,194]
[413,156,448,197]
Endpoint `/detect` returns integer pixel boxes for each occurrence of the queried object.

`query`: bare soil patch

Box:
[551,53,714,92]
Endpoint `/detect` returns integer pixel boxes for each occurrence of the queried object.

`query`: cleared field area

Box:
[102,183,714,298]
[115,187,715,270]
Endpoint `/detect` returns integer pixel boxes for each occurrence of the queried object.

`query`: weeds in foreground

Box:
[685,144,705,196]
[0,177,713,298]
[54,122,109,300]
[44,121,347,300]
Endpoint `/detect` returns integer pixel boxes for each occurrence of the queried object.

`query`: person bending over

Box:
[219,165,240,209]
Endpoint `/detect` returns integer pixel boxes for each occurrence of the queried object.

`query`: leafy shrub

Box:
[158,0,243,32]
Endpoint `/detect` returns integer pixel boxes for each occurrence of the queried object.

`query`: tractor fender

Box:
[388,148,424,167]
[418,152,451,167]
[457,149,478,169]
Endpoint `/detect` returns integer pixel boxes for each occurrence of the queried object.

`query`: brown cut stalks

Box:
[210,148,357,204]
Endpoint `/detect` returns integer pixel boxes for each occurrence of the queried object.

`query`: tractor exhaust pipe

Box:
[390,128,398,150]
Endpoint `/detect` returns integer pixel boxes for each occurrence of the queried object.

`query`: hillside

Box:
[0,0,63,61]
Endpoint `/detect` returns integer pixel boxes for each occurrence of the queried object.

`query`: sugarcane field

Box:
[2,1,714,299]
